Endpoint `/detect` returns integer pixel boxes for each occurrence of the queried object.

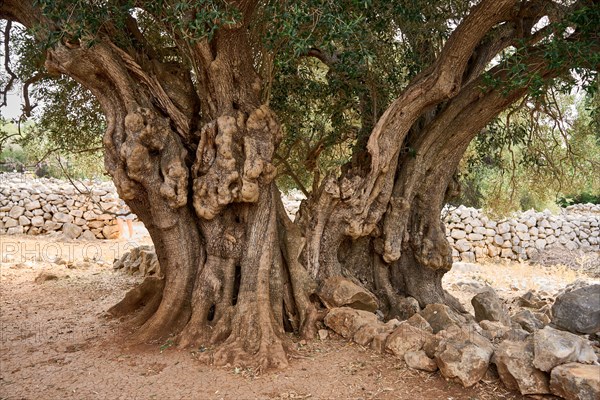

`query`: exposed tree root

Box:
[176,254,240,349]
[107,276,164,319]
[370,252,417,319]
[211,334,291,371]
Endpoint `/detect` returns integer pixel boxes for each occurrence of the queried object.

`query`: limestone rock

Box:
[516,290,548,309]
[404,350,438,372]
[25,200,41,211]
[385,323,434,358]
[324,307,379,339]
[550,363,600,400]
[405,313,434,333]
[70,209,84,218]
[7,226,24,235]
[479,320,510,341]
[0,174,138,237]
[113,245,159,276]
[87,220,105,229]
[43,220,62,231]
[516,223,528,232]
[419,303,466,333]
[353,321,391,346]
[102,224,120,239]
[53,212,73,224]
[451,230,466,239]
[74,217,87,226]
[552,284,600,334]
[434,326,494,387]
[502,328,531,342]
[8,206,25,219]
[512,309,548,333]
[46,193,60,201]
[471,288,511,326]
[4,217,17,228]
[497,222,510,234]
[62,223,83,239]
[318,276,378,312]
[30,215,44,227]
[532,326,597,372]
[493,339,550,395]
[84,211,100,221]
[80,230,97,241]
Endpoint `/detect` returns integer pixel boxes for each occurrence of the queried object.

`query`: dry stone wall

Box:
[444,205,600,263]
[0,173,135,239]
[1,175,598,256]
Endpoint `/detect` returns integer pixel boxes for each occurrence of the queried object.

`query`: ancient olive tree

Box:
[1,0,598,368]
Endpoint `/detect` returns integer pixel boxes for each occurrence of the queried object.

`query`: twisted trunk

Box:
[8,15,320,368]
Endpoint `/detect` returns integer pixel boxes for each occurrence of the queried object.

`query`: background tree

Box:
[0,0,598,369]
[456,89,600,213]
[1,20,105,176]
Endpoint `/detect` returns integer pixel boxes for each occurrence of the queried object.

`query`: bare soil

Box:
[2,234,594,400]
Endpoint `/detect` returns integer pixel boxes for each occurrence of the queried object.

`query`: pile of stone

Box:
[321,277,600,399]
[565,203,600,216]
[0,173,135,239]
[112,245,160,276]
[444,205,599,263]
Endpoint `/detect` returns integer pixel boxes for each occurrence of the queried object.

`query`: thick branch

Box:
[22,72,50,116]
[312,0,519,241]
[365,0,517,178]
[1,21,17,108]
[380,35,581,265]
[303,48,339,67]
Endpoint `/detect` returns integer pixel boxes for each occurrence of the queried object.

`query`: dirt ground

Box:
[1,233,596,400]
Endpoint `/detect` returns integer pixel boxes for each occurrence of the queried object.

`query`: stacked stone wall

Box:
[0,173,135,239]
[444,205,600,262]
[2,176,598,254]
